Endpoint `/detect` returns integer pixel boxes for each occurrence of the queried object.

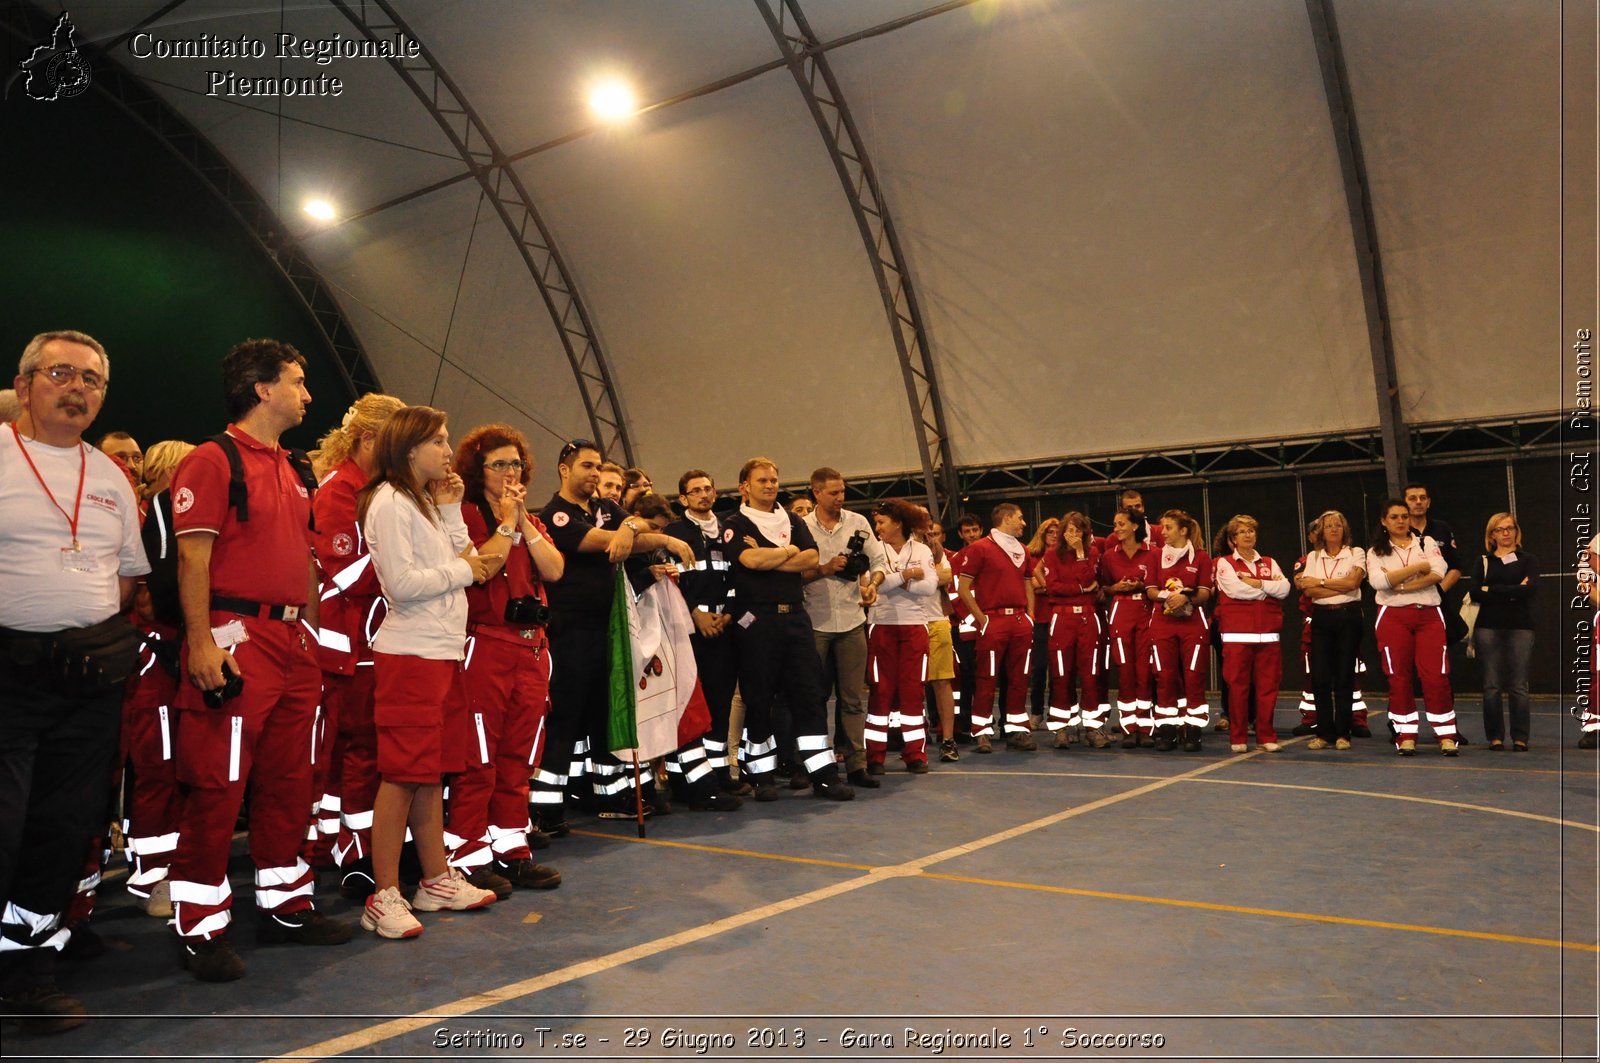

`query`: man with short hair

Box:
[531,442,693,829]
[1404,482,1464,634]
[801,467,885,788]
[948,513,985,739]
[728,458,853,801]
[96,431,143,488]
[0,330,148,1032]
[666,470,746,793]
[166,339,352,982]
[956,502,1037,752]
[1099,488,1164,551]
[596,461,626,504]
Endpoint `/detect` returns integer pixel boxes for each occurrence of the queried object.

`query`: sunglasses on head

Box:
[558,439,597,465]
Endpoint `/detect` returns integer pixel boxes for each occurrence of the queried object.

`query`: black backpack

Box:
[205,432,320,531]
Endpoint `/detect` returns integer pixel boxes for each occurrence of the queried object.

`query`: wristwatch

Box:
[496,523,516,538]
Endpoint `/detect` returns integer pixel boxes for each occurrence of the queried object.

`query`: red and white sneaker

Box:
[361,887,422,939]
[411,867,497,912]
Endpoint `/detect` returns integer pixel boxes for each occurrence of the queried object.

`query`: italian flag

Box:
[607,567,712,759]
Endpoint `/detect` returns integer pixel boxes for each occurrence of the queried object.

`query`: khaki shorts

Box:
[925,617,956,681]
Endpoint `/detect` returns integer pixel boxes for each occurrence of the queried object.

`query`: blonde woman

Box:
[308,393,405,896]
[1293,511,1366,750]
[1213,515,1290,753]
[1469,513,1537,751]
[122,440,196,916]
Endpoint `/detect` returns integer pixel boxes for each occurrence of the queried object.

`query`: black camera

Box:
[203,669,244,709]
[504,596,550,627]
[834,529,872,581]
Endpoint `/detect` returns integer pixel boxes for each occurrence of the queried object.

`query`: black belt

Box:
[1315,601,1362,611]
[211,596,303,622]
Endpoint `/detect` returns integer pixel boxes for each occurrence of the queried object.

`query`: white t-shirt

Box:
[364,484,475,660]
[0,428,149,632]
[1367,536,1445,607]
[1305,546,1367,606]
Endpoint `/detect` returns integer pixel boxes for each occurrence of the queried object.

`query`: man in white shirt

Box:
[801,467,886,789]
[0,331,149,1033]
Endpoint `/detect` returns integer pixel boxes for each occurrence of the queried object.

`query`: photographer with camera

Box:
[801,467,886,790]
[444,425,564,897]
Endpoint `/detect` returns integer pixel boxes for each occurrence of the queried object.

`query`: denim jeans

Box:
[1475,627,1533,744]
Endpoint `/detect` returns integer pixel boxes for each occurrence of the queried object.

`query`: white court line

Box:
[266,748,1261,1062]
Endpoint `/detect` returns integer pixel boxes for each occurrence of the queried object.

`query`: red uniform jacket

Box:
[1148,545,1212,620]
[1212,553,1286,636]
[463,504,549,641]
[313,458,384,675]
[1036,547,1100,609]
[960,535,1035,612]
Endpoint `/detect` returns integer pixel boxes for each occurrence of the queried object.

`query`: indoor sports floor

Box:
[6,697,1597,1063]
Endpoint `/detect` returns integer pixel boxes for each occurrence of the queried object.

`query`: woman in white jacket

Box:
[1367,499,1458,757]
[356,406,498,939]
[865,499,940,774]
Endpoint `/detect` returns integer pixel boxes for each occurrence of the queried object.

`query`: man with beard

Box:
[530,442,692,829]
[665,470,747,794]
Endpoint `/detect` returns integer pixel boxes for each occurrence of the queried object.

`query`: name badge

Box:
[1072,605,1084,614]
[60,547,98,573]
[738,612,756,629]
[211,619,250,649]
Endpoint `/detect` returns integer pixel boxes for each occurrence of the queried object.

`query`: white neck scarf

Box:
[740,504,791,545]
[687,510,718,535]
[989,529,1026,567]
[1161,541,1194,569]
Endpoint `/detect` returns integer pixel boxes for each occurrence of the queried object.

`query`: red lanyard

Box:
[1319,553,1339,580]
[11,422,87,550]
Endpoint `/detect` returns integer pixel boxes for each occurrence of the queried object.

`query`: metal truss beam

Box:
[2,1,382,401]
[329,0,634,465]
[754,0,960,518]
[824,414,1565,507]
[1306,0,1412,496]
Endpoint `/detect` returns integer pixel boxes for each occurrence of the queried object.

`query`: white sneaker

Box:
[411,867,496,913]
[1261,742,1281,752]
[142,879,173,919]
[361,886,422,939]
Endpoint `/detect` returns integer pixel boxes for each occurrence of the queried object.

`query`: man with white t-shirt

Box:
[0,330,149,1034]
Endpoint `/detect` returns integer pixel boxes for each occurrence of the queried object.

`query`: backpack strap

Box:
[286,449,320,532]
[206,433,249,522]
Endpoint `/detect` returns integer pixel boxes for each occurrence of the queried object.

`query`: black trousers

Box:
[0,657,121,978]
[732,607,838,784]
[532,619,637,821]
[953,635,977,736]
[1310,604,1363,740]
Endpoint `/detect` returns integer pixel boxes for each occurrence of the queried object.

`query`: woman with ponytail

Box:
[1144,509,1213,751]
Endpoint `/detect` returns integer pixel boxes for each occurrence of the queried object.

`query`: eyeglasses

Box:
[1492,525,1517,534]
[485,460,526,473]
[558,439,597,465]
[33,363,106,392]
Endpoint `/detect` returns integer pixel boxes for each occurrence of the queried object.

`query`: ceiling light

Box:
[303,198,337,222]
[588,78,637,122]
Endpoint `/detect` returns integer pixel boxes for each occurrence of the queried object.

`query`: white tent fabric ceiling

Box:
[70,0,1558,491]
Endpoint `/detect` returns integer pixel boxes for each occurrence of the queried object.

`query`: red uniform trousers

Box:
[1222,639,1281,746]
[300,688,338,866]
[1105,595,1153,734]
[973,611,1033,737]
[169,618,321,940]
[1296,615,1316,726]
[865,623,930,766]
[1149,612,1210,729]
[1044,604,1101,732]
[1374,604,1456,745]
[446,629,550,869]
[326,665,378,869]
[122,642,182,898]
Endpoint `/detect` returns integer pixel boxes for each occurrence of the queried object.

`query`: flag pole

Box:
[632,751,646,838]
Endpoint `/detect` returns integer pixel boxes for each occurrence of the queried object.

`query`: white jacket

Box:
[364,483,475,660]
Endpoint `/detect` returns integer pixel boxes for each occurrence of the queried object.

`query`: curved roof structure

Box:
[29,0,1565,497]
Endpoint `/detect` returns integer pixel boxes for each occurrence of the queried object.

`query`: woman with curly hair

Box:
[442,423,567,893]
[865,499,940,773]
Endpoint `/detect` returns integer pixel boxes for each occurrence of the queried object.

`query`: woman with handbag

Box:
[1469,513,1537,751]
